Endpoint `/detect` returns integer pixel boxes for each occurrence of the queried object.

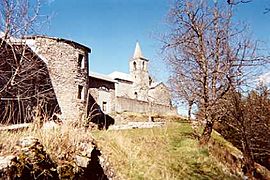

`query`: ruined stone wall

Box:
[29,37,90,121]
[102,78,176,115]
[115,80,133,98]
[88,88,115,114]
[88,77,115,113]
[97,90,115,113]
[114,97,177,115]
[149,83,172,107]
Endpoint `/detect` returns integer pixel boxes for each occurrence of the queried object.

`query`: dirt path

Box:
[108,121,165,130]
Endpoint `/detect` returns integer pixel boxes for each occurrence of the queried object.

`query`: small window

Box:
[102,102,107,112]
[133,61,137,70]
[134,92,138,99]
[142,61,145,70]
[78,54,85,69]
[78,85,84,99]
[149,76,152,85]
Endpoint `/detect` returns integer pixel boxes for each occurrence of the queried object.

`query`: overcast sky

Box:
[41,0,270,83]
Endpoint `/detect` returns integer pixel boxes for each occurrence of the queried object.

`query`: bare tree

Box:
[163,0,267,145]
[216,85,270,178]
[0,0,43,38]
[0,0,58,124]
[226,0,252,5]
[169,75,195,121]
[225,0,270,14]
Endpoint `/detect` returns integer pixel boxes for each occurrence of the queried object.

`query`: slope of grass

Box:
[0,121,243,179]
[93,122,241,180]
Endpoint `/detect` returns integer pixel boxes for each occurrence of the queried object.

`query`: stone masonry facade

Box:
[1,36,176,124]
[25,36,91,121]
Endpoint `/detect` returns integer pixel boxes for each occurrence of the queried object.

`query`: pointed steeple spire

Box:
[133,41,143,59]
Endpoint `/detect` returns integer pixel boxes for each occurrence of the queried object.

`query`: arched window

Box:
[133,61,137,70]
[142,61,145,70]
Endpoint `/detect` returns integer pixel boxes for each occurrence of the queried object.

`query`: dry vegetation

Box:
[0,124,94,162]
[0,120,247,179]
[93,122,242,180]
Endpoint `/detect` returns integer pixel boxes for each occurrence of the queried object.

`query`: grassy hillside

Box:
[0,120,245,179]
[93,122,241,180]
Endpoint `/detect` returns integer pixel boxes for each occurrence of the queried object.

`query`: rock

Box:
[75,155,90,168]
[0,156,15,179]
[17,136,38,148]
[2,136,59,179]
[0,136,116,180]
[42,121,60,130]
[77,142,95,158]
[0,155,15,169]
[98,154,115,179]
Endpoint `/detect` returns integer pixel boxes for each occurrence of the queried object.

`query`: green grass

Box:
[0,121,242,179]
[93,122,240,180]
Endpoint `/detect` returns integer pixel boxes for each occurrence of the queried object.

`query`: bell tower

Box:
[129,42,150,101]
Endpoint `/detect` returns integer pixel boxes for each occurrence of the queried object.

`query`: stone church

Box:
[89,42,176,115]
[0,35,176,124]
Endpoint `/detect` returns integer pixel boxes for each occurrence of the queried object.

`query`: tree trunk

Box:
[242,138,256,179]
[243,156,255,179]
[199,120,213,145]
[188,101,192,121]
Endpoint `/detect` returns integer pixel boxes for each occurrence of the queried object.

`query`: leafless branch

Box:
[163,0,269,146]
[226,0,252,5]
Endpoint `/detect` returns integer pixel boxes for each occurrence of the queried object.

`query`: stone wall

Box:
[27,37,90,121]
[115,97,177,115]
[88,77,115,113]
[149,83,172,106]
[88,88,115,113]
[115,80,133,98]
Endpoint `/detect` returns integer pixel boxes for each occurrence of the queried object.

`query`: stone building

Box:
[89,42,177,115]
[1,35,91,123]
[1,36,176,124]
[24,36,91,121]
